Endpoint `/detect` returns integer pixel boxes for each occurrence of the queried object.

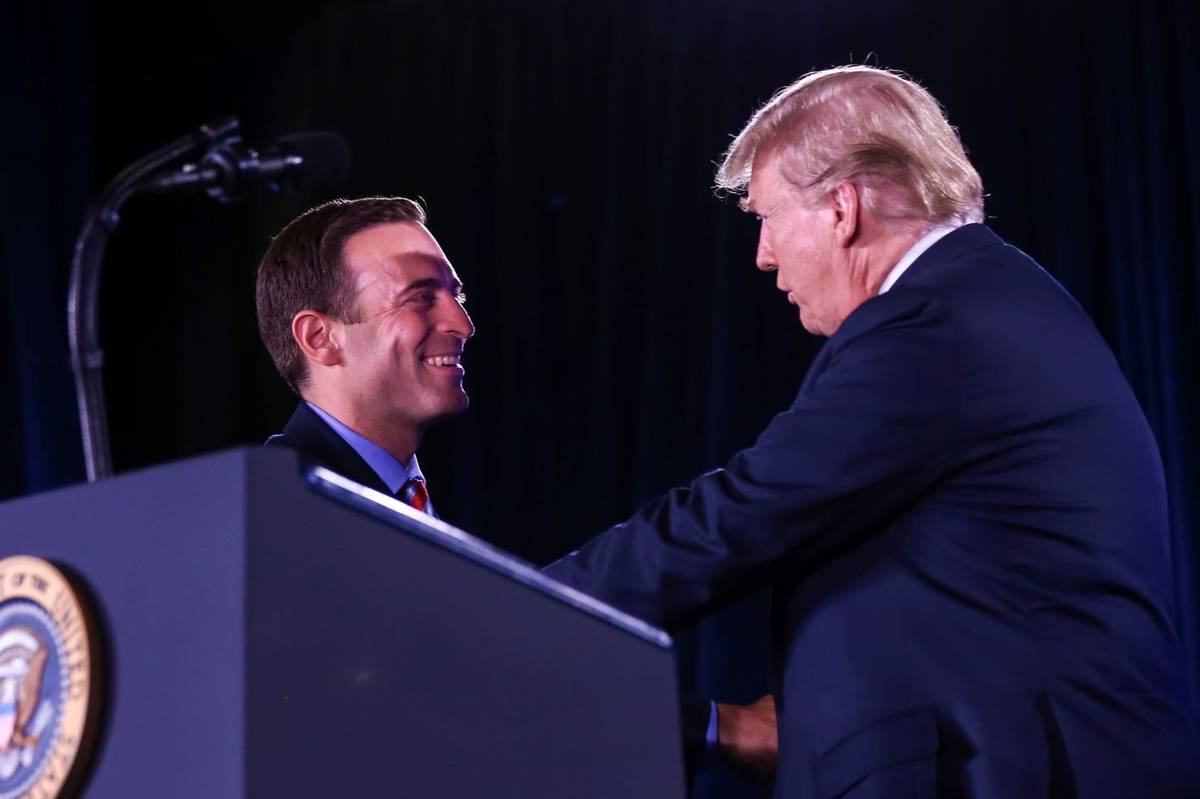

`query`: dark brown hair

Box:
[255,196,427,393]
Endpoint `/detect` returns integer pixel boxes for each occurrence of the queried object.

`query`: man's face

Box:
[746,153,850,337]
[335,221,475,432]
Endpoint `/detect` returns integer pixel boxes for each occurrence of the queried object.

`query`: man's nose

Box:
[755,233,776,272]
[442,298,475,340]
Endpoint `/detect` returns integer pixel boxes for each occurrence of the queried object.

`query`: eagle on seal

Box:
[0,626,50,752]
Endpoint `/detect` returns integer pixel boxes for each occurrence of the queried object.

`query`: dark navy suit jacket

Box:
[263,402,393,495]
[545,225,1199,797]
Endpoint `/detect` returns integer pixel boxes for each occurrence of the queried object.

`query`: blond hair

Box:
[716,66,983,225]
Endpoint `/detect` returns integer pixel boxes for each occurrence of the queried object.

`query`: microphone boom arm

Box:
[67,117,240,482]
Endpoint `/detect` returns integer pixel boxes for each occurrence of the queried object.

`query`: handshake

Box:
[713,695,778,781]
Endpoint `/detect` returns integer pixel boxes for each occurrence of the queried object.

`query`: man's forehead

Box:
[740,175,764,213]
[343,220,443,261]
[742,153,790,211]
[343,222,459,287]
[348,252,461,294]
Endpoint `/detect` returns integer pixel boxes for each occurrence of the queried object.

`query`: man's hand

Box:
[715,694,778,780]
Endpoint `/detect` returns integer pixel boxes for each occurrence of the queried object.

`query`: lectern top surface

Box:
[306,466,673,649]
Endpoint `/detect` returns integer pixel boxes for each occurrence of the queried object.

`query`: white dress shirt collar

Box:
[878,224,960,295]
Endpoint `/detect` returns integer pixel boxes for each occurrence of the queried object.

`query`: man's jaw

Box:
[783,291,818,330]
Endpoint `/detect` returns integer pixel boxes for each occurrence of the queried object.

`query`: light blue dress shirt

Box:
[306,402,436,518]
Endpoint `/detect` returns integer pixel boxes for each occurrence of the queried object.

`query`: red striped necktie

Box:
[398,477,432,515]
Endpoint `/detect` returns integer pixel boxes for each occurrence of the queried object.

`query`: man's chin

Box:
[797,307,837,338]
[422,391,470,425]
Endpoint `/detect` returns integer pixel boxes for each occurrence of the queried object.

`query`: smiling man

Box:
[254,196,768,782]
[256,197,473,512]
[546,66,1199,796]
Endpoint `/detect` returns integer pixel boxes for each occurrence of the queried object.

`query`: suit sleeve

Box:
[544,293,965,629]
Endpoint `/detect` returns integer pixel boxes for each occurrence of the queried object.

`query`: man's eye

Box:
[411,291,436,306]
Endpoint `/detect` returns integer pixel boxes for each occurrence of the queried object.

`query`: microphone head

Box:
[276,131,352,187]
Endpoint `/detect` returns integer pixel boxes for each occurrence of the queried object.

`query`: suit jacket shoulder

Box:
[264,403,391,495]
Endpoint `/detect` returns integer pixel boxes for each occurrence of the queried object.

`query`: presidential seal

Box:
[0,557,101,799]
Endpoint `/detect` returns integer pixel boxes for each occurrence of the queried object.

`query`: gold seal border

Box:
[0,556,103,799]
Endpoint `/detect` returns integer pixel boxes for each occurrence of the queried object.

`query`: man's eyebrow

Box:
[395,275,465,297]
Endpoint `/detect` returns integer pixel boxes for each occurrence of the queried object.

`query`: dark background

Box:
[3,0,1198,794]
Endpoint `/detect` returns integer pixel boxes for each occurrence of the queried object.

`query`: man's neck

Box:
[863,227,929,297]
[878,223,961,295]
[301,390,420,465]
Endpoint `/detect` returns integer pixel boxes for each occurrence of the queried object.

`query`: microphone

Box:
[141,130,351,201]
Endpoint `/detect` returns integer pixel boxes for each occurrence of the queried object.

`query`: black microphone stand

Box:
[67,117,240,482]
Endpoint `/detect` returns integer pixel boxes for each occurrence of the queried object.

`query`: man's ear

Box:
[292,310,343,369]
[830,181,860,247]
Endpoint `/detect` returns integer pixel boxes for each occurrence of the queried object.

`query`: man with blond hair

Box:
[547,66,1198,796]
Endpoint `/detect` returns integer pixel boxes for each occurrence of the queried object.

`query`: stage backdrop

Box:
[3,0,1198,795]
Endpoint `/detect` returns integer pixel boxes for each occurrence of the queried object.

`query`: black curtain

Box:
[4,1,1198,795]
[1,0,91,494]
